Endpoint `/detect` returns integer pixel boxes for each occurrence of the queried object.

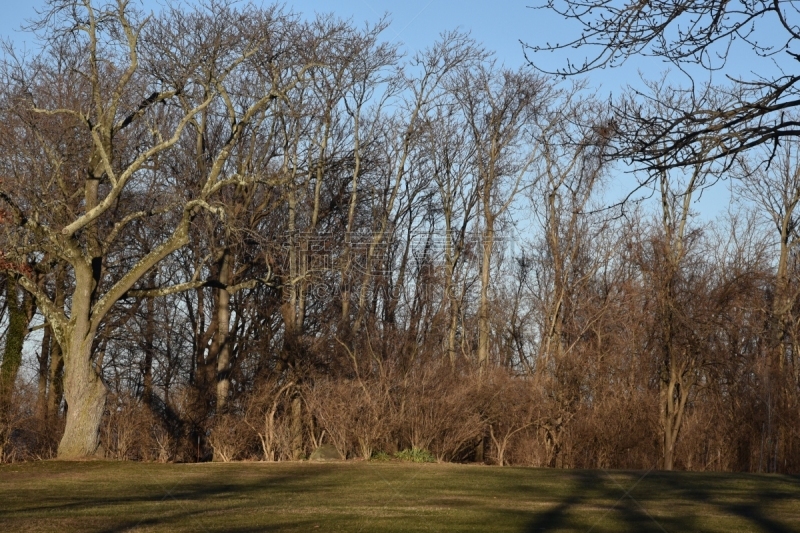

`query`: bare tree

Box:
[0,0,320,458]
[530,90,611,372]
[528,0,800,169]
[735,138,800,380]
[421,97,480,368]
[451,62,556,368]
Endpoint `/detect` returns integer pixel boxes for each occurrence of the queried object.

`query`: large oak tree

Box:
[0,0,334,458]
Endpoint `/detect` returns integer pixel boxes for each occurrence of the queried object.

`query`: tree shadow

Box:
[521,469,800,533]
[654,471,800,533]
[1,463,336,532]
[520,469,666,533]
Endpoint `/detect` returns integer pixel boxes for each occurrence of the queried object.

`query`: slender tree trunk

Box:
[46,340,64,421]
[191,286,215,417]
[477,222,494,369]
[36,324,53,421]
[0,278,23,463]
[142,287,155,406]
[661,367,688,471]
[211,253,233,463]
[443,219,462,369]
[1,276,28,414]
[447,303,460,368]
[215,251,232,412]
[46,270,67,422]
[659,286,678,471]
[661,378,675,471]
[290,395,303,460]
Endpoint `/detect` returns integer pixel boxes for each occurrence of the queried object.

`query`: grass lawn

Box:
[1,461,799,532]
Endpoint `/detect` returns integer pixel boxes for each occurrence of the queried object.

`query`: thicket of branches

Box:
[0,0,799,472]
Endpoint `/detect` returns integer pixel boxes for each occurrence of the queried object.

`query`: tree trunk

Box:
[215,251,232,412]
[477,223,494,369]
[290,395,303,460]
[443,225,461,369]
[142,272,157,406]
[36,325,53,420]
[56,267,108,459]
[45,266,67,422]
[58,336,107,458]
[662,394,675,471]
[1,276,27,413]
[661,358,690,471]
[46,340,64,421]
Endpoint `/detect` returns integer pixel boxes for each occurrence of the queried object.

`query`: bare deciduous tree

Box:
[452,62,555,368]
[528,0,800,169]
[0,0,316,457]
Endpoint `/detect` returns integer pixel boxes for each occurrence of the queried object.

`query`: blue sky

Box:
[2,2,542,56]
[1,0,751,219]
[2,1,776,81]
[0,1,639,83]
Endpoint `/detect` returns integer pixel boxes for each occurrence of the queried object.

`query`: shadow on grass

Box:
[3,462,800,532]
[88,476,308,533]
[654,471,800,533]
[521,470,800,533]
[0,463,334,533]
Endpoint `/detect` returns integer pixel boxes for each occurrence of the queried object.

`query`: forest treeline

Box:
[0,0,798,472]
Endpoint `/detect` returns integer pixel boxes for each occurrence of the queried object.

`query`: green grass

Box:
[1,461,799,532]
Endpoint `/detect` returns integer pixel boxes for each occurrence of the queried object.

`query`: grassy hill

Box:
[1,461,798,532]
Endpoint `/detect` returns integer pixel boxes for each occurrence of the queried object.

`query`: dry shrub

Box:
[776,385,800,473]
[160,387,208,463]
[29,416,63,461]
[480,369,542,466]
[208,413,256,462]
[101,393,177,461]
[303,361,487,462]
[675,407,721,471]
[506,427,548,467]
[102,393,151,460]
[531,354,595,468]
[303,373,394,460]
[0,382,39,462]
[348,377,394,460]
[676,375,800,474]
[567,387,659,470]
[398,362,484,462]
[244,380,302,461]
